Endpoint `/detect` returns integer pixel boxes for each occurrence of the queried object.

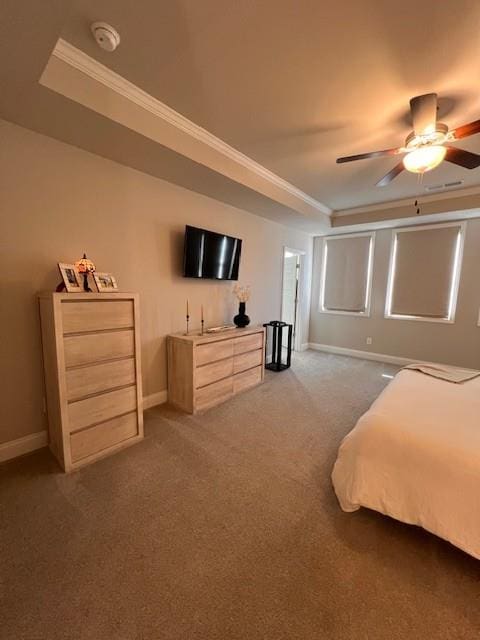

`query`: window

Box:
[385,222,465,323]
[319,232,375,315]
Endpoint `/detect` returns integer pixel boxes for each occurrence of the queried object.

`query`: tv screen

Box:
[183,225,242,280]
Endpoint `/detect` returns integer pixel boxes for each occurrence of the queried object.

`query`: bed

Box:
[332,369,480,560]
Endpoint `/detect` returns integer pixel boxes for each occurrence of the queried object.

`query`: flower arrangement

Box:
[233,284,251,302]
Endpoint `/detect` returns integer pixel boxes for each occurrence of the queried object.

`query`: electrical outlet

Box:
[366,337,373,345]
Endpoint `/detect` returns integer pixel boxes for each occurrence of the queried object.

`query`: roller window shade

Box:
[323,235,372,312]
[390,225,461,319]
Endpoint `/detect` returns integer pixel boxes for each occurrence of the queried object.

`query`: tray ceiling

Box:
[60,0,480,210]
[2,0,480,232]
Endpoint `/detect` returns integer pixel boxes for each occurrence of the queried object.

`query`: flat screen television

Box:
[183,225,242,280]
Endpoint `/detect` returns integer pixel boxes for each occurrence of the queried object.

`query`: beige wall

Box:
[310,223,480,369]
[0,119,312,445]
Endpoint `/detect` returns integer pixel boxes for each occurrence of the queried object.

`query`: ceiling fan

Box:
[336,93,480,187]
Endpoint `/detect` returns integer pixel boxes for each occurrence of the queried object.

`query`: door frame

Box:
[280,246,306,352]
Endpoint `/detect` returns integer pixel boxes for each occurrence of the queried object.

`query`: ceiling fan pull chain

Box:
[415,174,423,214]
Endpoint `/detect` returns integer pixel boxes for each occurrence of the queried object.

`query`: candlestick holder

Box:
[201,319,204,336]
[185,313,190,336]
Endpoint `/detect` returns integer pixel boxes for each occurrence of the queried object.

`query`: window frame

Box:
[384,221,466,324]
[318,231,376,317]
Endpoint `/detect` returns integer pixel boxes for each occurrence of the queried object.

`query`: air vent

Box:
[425,180,463,192]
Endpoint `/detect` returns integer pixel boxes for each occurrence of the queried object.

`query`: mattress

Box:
[332,369,480,560]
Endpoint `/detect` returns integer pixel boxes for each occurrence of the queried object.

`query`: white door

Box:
[281,250,300,351]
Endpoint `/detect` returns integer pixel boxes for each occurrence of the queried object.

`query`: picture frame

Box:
[58,263,82,293]
[93,272,118,292]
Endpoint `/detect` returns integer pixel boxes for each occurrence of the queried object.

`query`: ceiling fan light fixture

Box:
[336,93,480,186]
[403,145,447,174]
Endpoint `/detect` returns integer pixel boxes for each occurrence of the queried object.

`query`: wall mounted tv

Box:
[183,225,242,280]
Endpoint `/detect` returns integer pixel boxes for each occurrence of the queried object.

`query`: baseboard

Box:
[0,430,48,464]
[143,390,168,410]
[298,343,310,352]
[307,343,416,366]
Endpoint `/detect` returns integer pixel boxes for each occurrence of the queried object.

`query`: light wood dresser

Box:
[167,326,265,413]
[38,292,143,472]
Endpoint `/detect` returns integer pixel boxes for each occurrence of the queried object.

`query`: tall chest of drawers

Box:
[38,292,144,471]
[167,326,265,413]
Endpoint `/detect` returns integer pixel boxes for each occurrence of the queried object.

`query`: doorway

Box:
[281,247,304,353]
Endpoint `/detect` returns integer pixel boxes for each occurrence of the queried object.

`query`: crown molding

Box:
[333,185,480,217]
[321,208,480,236]
[52,39,331,217]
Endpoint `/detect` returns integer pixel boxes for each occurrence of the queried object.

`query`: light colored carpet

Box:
[1,351,479,640]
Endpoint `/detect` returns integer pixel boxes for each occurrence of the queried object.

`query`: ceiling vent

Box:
[425,180,463,192]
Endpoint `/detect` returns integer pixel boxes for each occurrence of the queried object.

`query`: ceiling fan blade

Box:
[376,162,404,187]
[445,145,480,169]
[410,93,438,135]
[336,147,404,163]
[450,119,480,140]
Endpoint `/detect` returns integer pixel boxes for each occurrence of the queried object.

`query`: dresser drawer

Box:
[70,411,138,463]
[196,357,233,388]
[62,300,134,334]
[233,349,263,374]
[196,340,233,366]
[66,358,136,401]
[68,385,137,433]
[64,329,135,367]
[195,376,233,412]
[233,365,262,394]
[233,332,263,355]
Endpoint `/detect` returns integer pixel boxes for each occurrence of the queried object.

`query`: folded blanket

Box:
[403,363,480,383]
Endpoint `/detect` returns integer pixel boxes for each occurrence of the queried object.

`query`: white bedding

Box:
[332,369,480,560]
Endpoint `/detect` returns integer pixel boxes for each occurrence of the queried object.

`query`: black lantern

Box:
[263,321,293,371]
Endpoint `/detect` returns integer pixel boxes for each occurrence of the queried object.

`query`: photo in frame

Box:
[93,272,118,292]
[58,263,82,293]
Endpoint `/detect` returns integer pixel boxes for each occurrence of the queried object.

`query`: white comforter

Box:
[332,370,480,560]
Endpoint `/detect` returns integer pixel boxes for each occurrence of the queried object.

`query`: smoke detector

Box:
[91,22,120,52]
